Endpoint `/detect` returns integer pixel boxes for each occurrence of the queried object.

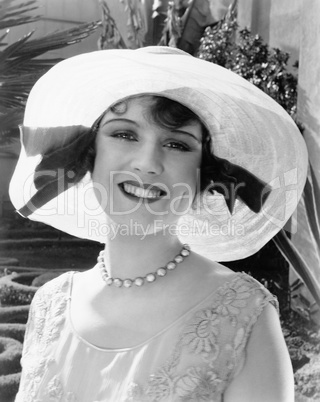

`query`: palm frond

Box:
[13,22,100,57]
[307,163,320,235]
[273,230,320,307]
[1,57,62,75]
[0,31,34,66]
[0,29,10,45]
[0,107,23,146]
[0,0,40,30]
[0,22,100,114]
[0,74,38,108]
[0,1,100,147]
[1,22,100,63]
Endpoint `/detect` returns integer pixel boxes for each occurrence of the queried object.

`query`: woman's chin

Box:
[101,213,183,240]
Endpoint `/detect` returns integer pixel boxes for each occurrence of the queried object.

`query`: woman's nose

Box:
[130,144,164,175]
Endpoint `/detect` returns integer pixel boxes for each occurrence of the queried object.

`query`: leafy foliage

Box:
[0,0,99,146]
[0,336,22,376]
[120,0,145,48]
[98,0,126,49]
[99,0,146,49]
[158,0,215,54]
[198,21,300,126]
[98,0,215,54]
[0,284,34,306]
[0,336,22,398]
[0,0,39,31]
[282,310,320,399]
[0,323,26,343]
[158,0,184,48]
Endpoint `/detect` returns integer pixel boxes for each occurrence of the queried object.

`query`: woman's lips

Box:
[118,180,167,202]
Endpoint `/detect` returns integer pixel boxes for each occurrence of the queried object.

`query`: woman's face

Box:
[92,97,202,233]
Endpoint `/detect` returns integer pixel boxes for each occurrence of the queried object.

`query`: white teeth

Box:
[123,183,161,199]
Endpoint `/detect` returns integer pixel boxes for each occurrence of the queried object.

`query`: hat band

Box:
[18,147,271,219]
[201,154,272,214]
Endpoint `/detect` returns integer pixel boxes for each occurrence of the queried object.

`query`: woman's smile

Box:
[119,180,167,203]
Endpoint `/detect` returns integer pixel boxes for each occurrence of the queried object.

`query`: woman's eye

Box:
[111,131,136,141]
[166,142,191,152]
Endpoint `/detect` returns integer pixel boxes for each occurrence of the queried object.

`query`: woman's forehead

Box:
[101,95,200,124]
[99,96,153,126]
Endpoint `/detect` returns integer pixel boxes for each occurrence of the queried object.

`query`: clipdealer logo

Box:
[20,167,300,233]
[87,219,246,240]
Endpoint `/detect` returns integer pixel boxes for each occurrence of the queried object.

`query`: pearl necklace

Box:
[97,244,191,288]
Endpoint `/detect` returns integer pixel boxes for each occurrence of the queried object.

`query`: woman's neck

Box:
[102,225,183,280]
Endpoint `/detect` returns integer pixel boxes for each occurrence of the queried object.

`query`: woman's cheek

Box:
[91,158,111,208]
[169,178,198,215]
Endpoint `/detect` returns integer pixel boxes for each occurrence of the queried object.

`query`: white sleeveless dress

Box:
[15,270,278,402]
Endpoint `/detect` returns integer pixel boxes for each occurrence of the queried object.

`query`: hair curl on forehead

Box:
[109,95,208,138]
[110,101,128,115]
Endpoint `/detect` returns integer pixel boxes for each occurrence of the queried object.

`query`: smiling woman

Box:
[8,47,307,402]
[92,96,203,223]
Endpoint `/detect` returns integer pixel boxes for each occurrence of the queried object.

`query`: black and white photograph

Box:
[0,1,319,401]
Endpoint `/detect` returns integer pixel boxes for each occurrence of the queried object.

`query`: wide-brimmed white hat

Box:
[9,46,308,261]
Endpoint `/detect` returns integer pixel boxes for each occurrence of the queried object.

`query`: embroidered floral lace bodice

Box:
[16,271,278,402]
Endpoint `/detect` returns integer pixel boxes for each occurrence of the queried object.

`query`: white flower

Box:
[182,309,220,360]
[176,367,223,401]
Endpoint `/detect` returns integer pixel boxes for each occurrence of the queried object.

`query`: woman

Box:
[10,46,308,401]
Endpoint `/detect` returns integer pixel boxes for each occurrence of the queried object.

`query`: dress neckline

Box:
[65,270,247,353]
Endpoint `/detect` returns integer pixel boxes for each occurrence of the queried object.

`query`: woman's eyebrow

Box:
[101,118,139,127]
[171,129,202,144]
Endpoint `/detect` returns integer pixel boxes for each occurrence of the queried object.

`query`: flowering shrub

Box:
[198,22,301,130]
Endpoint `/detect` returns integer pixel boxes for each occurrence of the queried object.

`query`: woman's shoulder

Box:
[33,271,74,302]
[187,250,234,279]
[185,251,278,311]
[184,251,239,295]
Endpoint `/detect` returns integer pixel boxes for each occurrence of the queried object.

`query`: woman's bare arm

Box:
[224,303,294,402]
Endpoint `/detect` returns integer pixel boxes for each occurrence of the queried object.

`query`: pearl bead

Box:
[146,273,156,282]
[134,277,144,286]
[123,279,133,288]
[101,272,109,281]
[106,278,113,286]
[113,278,123,287]
[174,255,183,263]
[98,244,190,288]
[166,262,176,270]
[156,267,167,277]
